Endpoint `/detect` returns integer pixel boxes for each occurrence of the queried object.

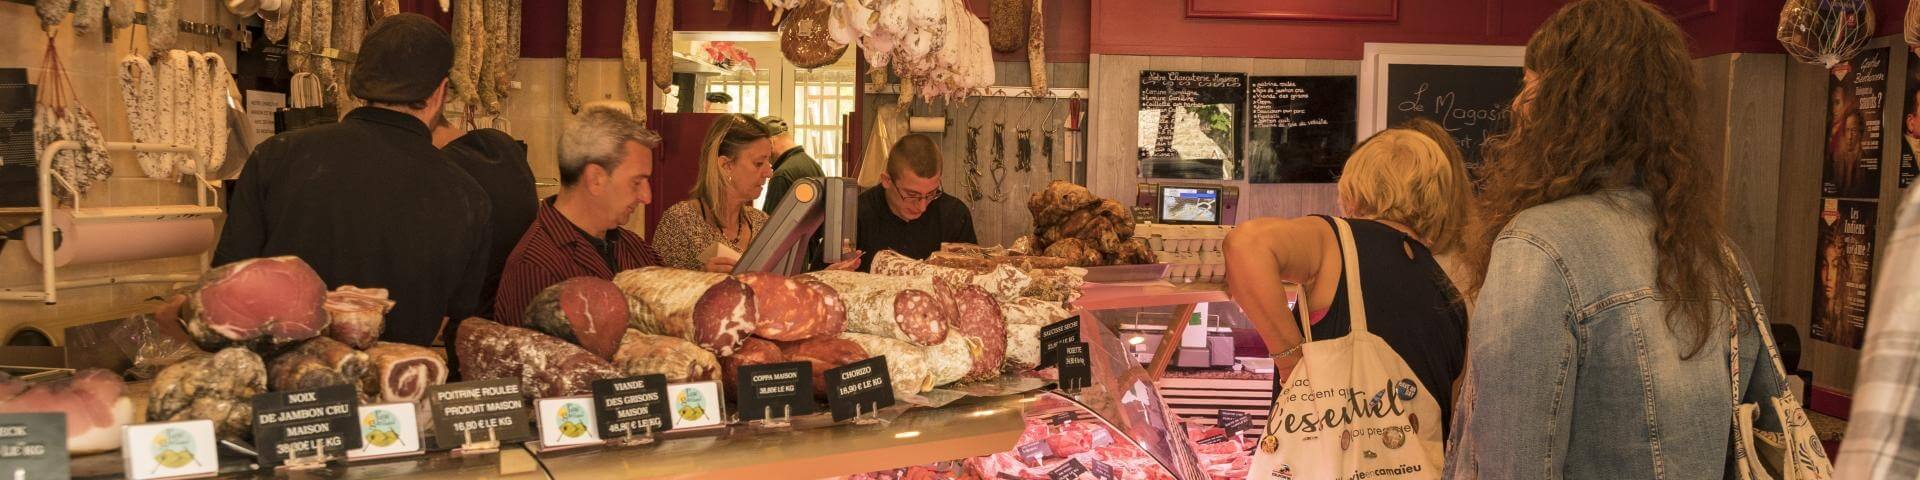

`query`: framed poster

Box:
[1812,199,1877,349]
[1359,43,1525,170]
[1247,76,1358,184]
[1137,71,1247,180]
[1825,47,1887,198]
[1900,47,1918,189]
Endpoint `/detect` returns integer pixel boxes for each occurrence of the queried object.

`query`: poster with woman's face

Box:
[1825,48,1887,199]
[1901,47,1919,189]
[1811,199,1877,349]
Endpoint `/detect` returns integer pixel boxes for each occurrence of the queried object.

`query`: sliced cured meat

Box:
[456,318,618,398]
[738,273,844,341]
[948,285,1007,382]
[0,369,134,454]
[612,330,722,383]
[837,332,933,399]
[525,277,632,360]
[149,347,267,441]
[323,286,391,350]
[870,250,1031,302]
[269,336,367,393]
[799,271,949,346]
[361,342,447,404]
[612,267,758,356]
[182,256,331,351]
[778,336,865,398]
[720,338,786,394]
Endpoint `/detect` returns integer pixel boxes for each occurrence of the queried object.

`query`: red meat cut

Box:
[456,318,617,398]
[524,277,632,360]
[361,342,447,403]
[322,286,392,349]
[182,256,331,351]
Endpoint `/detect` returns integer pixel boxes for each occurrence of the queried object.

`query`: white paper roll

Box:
[908,116,947,133]
[24,214,217,267]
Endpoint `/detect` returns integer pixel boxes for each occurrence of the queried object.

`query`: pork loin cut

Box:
[612,267,757,356]
[360,342,447,404]
[612,330,721,383]
[183,256,331,351]
[149,347,267,441]
[525,277,633,361]
[0,369,135,455]
[323,286,391,349]
[456,318,617,398]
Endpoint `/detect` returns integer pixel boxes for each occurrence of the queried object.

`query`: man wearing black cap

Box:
[215,14,492,355]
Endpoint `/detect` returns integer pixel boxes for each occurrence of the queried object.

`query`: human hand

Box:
[703,255,738,273]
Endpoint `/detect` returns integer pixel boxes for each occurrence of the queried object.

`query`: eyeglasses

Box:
[897,188,944,203]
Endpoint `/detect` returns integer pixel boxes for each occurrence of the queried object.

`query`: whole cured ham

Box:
[778,336,867,398]
[0,369,134,455]
[269,337,370,395]
[720,337,786,394]
[798,270,949,346]
[456,318,617,398]
[871,249,1031,302]
[613,267,757,356]
[612,330,722,383]
[738,272,845,341]
[181,256,331,351]
[837,332,933,399]
[149,347,267,441]
[360,342,447,404]
[525,277,636,361]
[323,286,391,350]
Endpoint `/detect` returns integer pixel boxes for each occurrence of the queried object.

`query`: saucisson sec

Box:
[612,330,721,383]
[613,267,758,356]
[799,271,949,346]
[870,250,1031,302]
[837,332,933,400]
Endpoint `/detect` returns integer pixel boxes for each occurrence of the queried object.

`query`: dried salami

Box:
[799,271,949,346]
[838,332,933,399]
[622,0,647,119]
[922,333,974,387]
[118,54,167,179]
[565,0,583,112]
[1003,323,1041,372]
[871,250,1031,302]
[651,0,673,89]
[948,285,1006,382]
[1002,296,1070,326]
[612,330,721,383]
[148,0,179,50]
[612,267,758,356]
[455,318,618,398]
[738,272,844,341]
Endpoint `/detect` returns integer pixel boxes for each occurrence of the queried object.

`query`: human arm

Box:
[1222,217,1332,378]
[1463,232,1578,478]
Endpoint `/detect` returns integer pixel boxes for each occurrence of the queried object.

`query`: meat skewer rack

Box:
[0,141,221,304]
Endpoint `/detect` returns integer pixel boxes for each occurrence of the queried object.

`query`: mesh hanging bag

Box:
[1906,0,1920,47]
[1778,0,1875,68]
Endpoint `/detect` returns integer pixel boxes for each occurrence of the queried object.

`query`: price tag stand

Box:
[751,405,795,429]
[850,402,888,426]
[608,424,656,447]
[451,427,500,456]
[277,443,328,471]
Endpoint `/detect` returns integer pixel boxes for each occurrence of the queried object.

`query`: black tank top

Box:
[1275,216,1468,431]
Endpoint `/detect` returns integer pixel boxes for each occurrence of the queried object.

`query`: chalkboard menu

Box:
[1383,64,1524,167]
[1138,71,1247,180]
[1247,76,1357,183]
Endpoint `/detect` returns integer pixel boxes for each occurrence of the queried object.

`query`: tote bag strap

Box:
[1722,244,1795,402]
[1331,217,1370,334]
[1285,283,1314,343]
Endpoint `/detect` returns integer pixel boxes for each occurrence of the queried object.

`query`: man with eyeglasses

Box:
[856,134,977,271]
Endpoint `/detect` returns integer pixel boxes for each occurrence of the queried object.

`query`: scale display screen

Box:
[1159,186,1221,224]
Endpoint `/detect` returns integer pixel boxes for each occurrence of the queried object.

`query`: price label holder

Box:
[1218,409,1251,437]
[1090,459,1115,480]
[121,420,219,480]
[426,379,533,455]
[1048,459,1088,480]
[1017,440,1052,467]
[591,374,671,447]
[665,381,726,431]
[1196,433,1230,445]
[250,384,360,470]
[1038,316,1081,368]
[346,403,424,461]
[1057,342,1092,392]
[1089,427,1114,448]
[826,356,895,424]
[0,413,67,480]
[533,396,602,452]
[736,362,816,428]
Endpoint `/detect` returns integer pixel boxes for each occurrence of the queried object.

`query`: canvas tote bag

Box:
[1250,217,1445,480]
[1727,247,1833,480]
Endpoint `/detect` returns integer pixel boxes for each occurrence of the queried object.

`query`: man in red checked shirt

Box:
[492,107,663,327]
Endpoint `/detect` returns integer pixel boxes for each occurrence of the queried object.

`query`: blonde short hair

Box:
[1337,129,1472,253]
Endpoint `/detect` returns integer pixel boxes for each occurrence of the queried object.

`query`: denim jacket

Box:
[1446,190,1769,479]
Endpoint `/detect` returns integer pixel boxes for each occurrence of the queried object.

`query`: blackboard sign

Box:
[1018,440,1052,465]
[1091,459,1115,480]
[1247,76,1358,184]
[1383,63,1523,167]
[1038,316,1081,368]
[1138,71,1247,180]
[1048,459,1089,480]
[250,385,361,467]
[1218,409,1252,436]
[426,379,533,448]
[737,362,817,421]
[0,413,67,479]
[1057,342,1092,391]
[591,374,671,438]
[826,356,894,422]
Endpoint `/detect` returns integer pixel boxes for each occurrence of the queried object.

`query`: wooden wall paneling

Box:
[1779,57,1852,391]
[1720,53,1788,317]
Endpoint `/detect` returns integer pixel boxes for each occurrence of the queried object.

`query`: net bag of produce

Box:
[1777,0,1874,68]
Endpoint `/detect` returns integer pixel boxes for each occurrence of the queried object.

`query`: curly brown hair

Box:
[1464,0,1740,357]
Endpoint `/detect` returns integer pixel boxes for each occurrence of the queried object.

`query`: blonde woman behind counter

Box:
[652,114,860,272]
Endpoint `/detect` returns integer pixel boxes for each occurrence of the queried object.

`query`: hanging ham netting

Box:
[1778,0,1875,68]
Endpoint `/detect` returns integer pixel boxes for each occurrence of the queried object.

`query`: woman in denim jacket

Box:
[1445,0,1771,478]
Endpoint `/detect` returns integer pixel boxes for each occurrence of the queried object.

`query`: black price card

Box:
[1048,459,1089,480]
[250,384,361,467]
[0,413,67,479]
[1038,316,1081,368]
[1018,440,1052,466]
[1218,409,1252,436]
[591,374,671,438]
[826,356,894,422]
[1196,433,1231,445]
[1057,342,1092,390]
[1046,411,1074,426]
[426,379,533,448]
[1090,459,1114,480]
[737,362,816,421]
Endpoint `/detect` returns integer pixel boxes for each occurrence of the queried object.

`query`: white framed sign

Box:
[535,396,603,449]
[122,420,218,480]
[347,403,423,460]
[667,381,725,430]
[1358,43,1526,166]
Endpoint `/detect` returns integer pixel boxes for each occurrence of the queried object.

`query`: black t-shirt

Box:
[570,220,621,274]
[855,186,977,270]
[444,128,537,317]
